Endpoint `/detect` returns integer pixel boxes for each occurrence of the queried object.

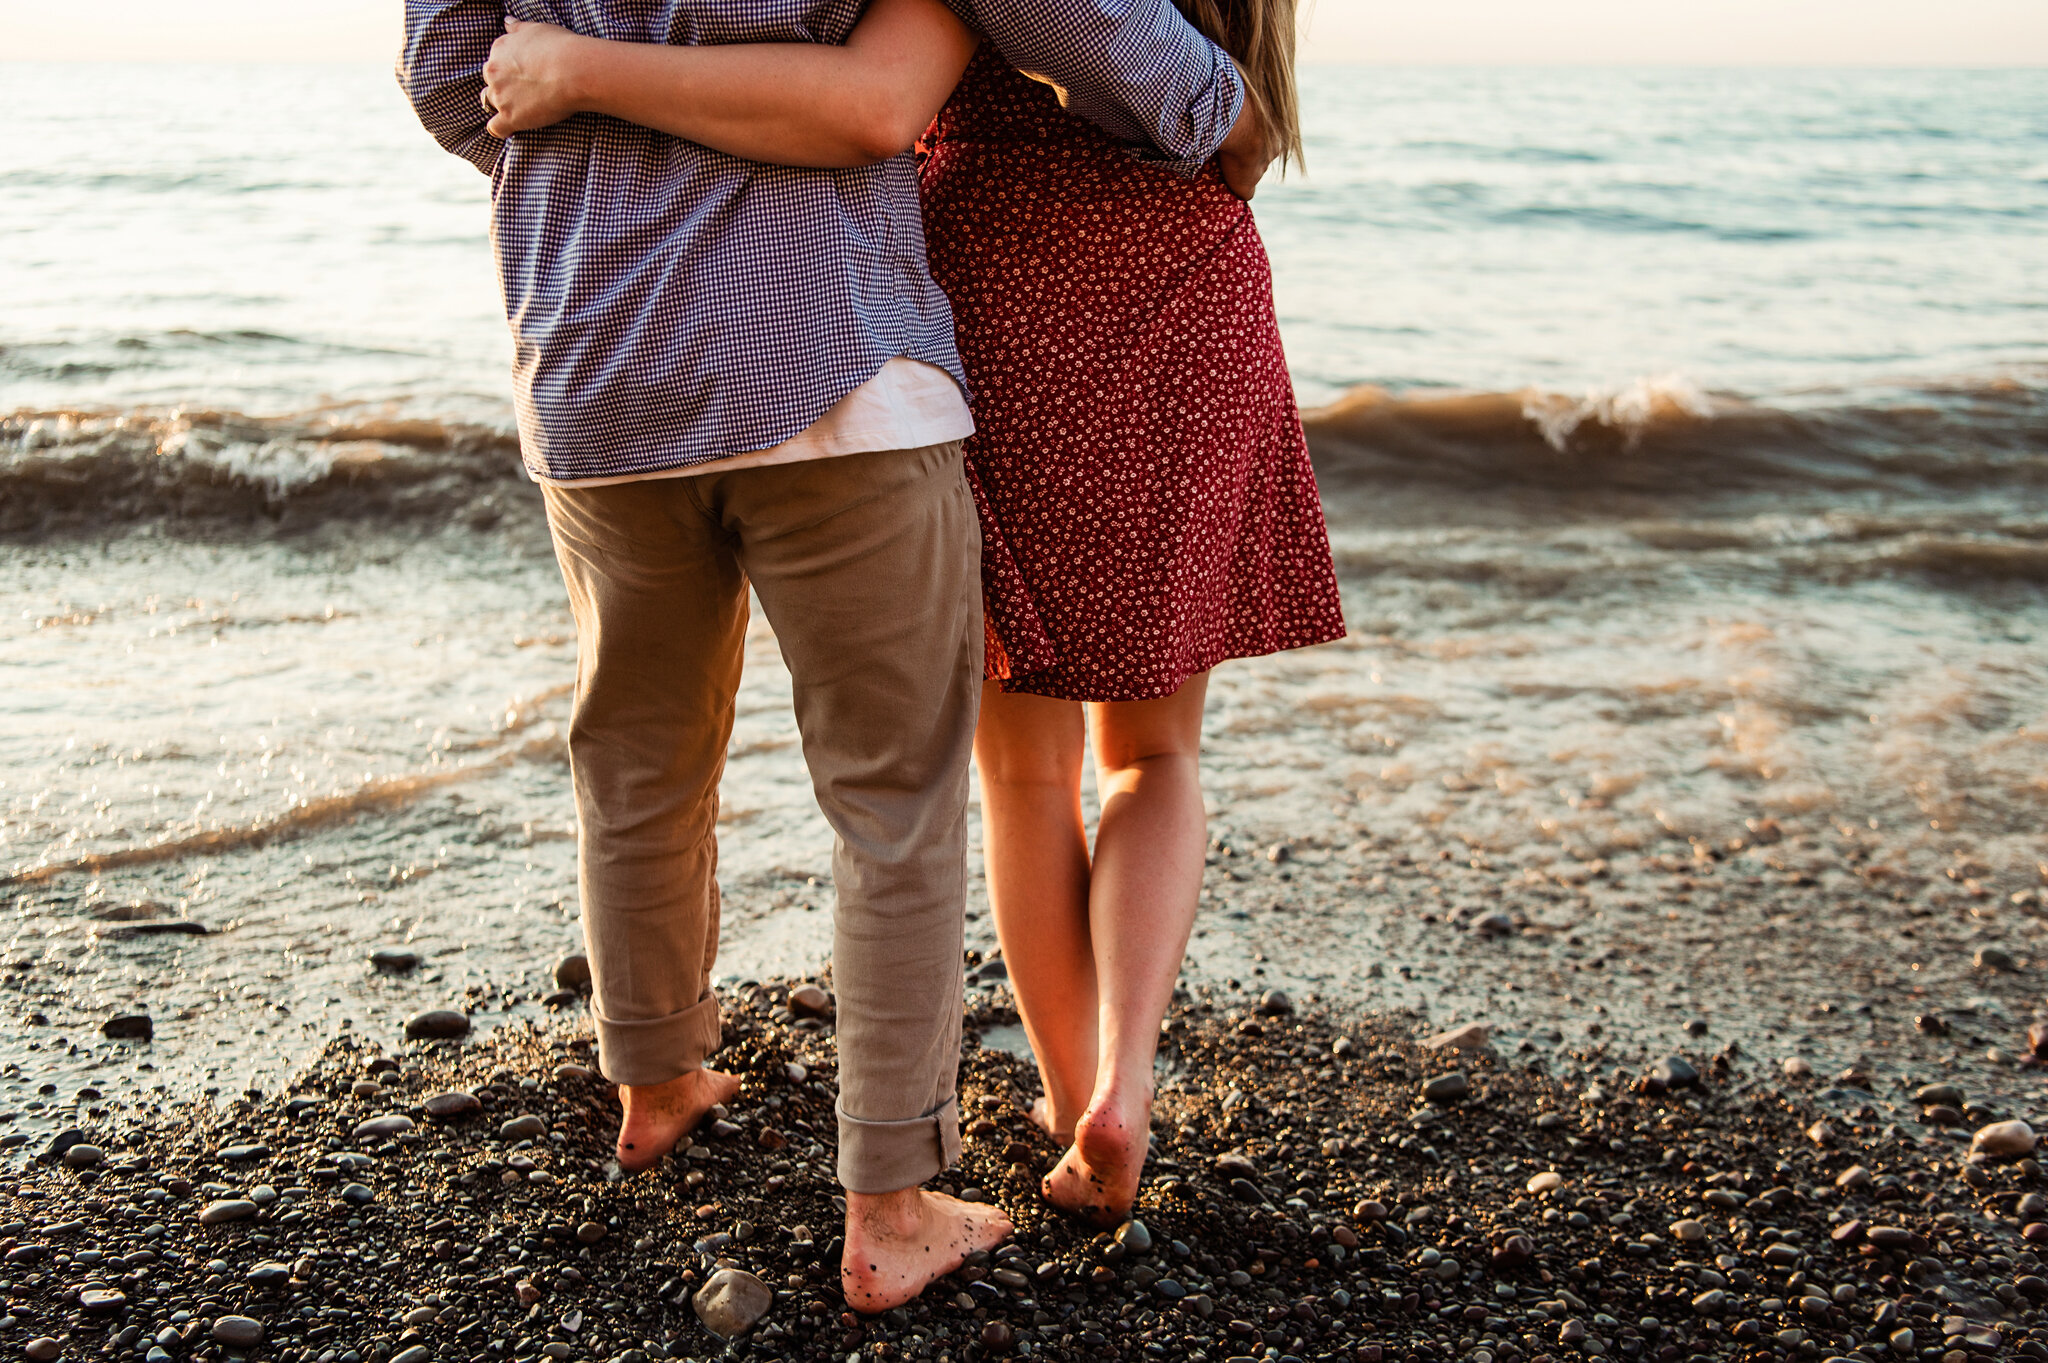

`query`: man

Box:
[397,0,1251,1311]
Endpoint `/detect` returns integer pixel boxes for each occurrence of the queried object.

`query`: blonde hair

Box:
[1176,0,1303,172]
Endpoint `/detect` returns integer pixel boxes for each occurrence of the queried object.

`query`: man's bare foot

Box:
[841,1187,1012,1314]
[1041,1088,1150,1227]
[615,1068,740,1173]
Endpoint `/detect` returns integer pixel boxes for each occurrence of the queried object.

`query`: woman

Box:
[482,0,1345,1226]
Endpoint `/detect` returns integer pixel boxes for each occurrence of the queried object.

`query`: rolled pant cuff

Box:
[837,1094,962,1194]
[592,990,722,1087]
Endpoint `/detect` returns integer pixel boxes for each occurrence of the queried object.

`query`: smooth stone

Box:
[245,1261,291,1287]
[1835,1164,1872,1190]
[1423,1022,1489,1052]
[576,1222,605,1244]
[101,1014,154,1041]
[500,1114,547,1141]
[341,1182,375,1204]
[79,1289,127,1312]
[787,985,834,1020]
[1975,946,2019,973]
[1472,912,1517,937]
[1692,1290,1729,1316]
[1256,990,1293,1017]
[1865,1226,1915,1248]
[62,1144,105,1168]
[1916,1083,1966,1108]
[422,1091,481,1120]
[1423,1072,1469,1104]
[1649,1056,1699,1090]
[1214,1152,1259,1181]
[1114,1219,1152,1254]
[198,1199,258,1225]
[1972,1119,2037,1159]
[352,1114,415,1141]
[1527,1171,1564,1195]
[1782,1057,1813,1078]
[369,949,420,973]
[981,1320,1016,1350]
[25,1340,62,1362]
[553,954,592,990]
[211,1317,264,1348]
[404,1009,470,1040]
[553,1063,597,1083]
[1669,1219,1708,1243]
[692,1267,772,1339]
[391,1347,431,1363]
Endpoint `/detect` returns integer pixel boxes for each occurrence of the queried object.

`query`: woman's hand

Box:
[482,18,589,137]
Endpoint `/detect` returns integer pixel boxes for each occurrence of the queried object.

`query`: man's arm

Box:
[953,0,1246,177]
[398,0,510,175]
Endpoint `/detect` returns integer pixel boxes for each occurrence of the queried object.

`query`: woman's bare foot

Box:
[1028,1095,1079,1145]
[841,1187,1013,1314]
[615,1068,741,1173]
[1042,1087,1150,1227]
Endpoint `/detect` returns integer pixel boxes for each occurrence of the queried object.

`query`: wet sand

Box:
[6,983,2048,1363]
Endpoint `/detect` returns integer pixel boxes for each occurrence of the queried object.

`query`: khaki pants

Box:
[541,441,979,1193]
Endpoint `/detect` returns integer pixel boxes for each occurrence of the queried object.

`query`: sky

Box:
[4,0,2047,65]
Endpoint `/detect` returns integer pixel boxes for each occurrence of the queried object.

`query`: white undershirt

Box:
[534,358,974,488]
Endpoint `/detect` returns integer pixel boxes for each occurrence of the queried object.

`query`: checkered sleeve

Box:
[954,0,1245,177]
[397,0,509,176]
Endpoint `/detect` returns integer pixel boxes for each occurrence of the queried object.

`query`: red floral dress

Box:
[918,48,1346,702]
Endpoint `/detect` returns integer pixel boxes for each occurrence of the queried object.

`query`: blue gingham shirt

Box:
[398,0,1244,481]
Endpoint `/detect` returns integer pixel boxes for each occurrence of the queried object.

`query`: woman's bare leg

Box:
[1042,673,1209,1224]
[974,682,1096,1141]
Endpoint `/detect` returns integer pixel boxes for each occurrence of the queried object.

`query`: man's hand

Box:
[482,18,589,137]
[1215,73,1273,201]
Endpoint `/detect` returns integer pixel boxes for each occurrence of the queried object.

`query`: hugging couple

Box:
[399,0,1343,1314]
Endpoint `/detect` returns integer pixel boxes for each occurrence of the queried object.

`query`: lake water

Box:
[3,62,2045,1130]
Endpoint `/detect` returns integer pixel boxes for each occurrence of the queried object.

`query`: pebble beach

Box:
[10,971,2048,1363]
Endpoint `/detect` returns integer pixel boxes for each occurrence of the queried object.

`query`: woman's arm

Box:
[480,0,978,168]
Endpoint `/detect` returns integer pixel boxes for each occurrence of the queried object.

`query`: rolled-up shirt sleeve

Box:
[950,0,1245,177]
[397,0,510,176]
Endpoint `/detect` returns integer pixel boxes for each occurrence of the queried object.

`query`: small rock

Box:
[62,1143,104,1168]
[369,948,421,973]
[1114,1219,1152,1254]
[1975,946,2019,973]
[353,1114,416,1141]
[1669,1219,1708,1243]
[1472,912,1516,937]
[692,1267,772,1338]
[1835,1164,1872,1190]
[198,1199,258,1225]
[25,1340,61,1362]
[210,1317,263,1349]
[1422,1072,1469,1104]
[1214,1152,1258,1181]
[554,1063,597,1083]
[1646,1056,1699,1092]
[391,1346,431,1363]
[1691,1289,1728,1316]
[553,954,592,990]
[1782,1057,1812,1078]
[218,1143,270,1163]
[245,1262,291,1287]
[980,1321,1015,1351]
[1972,1119,2038,1160]
[1527,1172,1564,1195]
[423,1091,481,1120]
[1422,1022,1489,1052]
[500,1114,547,1141]
[341,1182,375,1205]
[1490,1234,1534,1269]
[1256,990,1293,1017]
[102,1014,154,1041]
[787,985,834,1020]
[79,1289,127,1312]
[404,1009,470,1040]
[576,1222,605,1244]
[2028,1022,2048,1060]
[1916,1083,1965,1108]
[1865,1226,1915,1249]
